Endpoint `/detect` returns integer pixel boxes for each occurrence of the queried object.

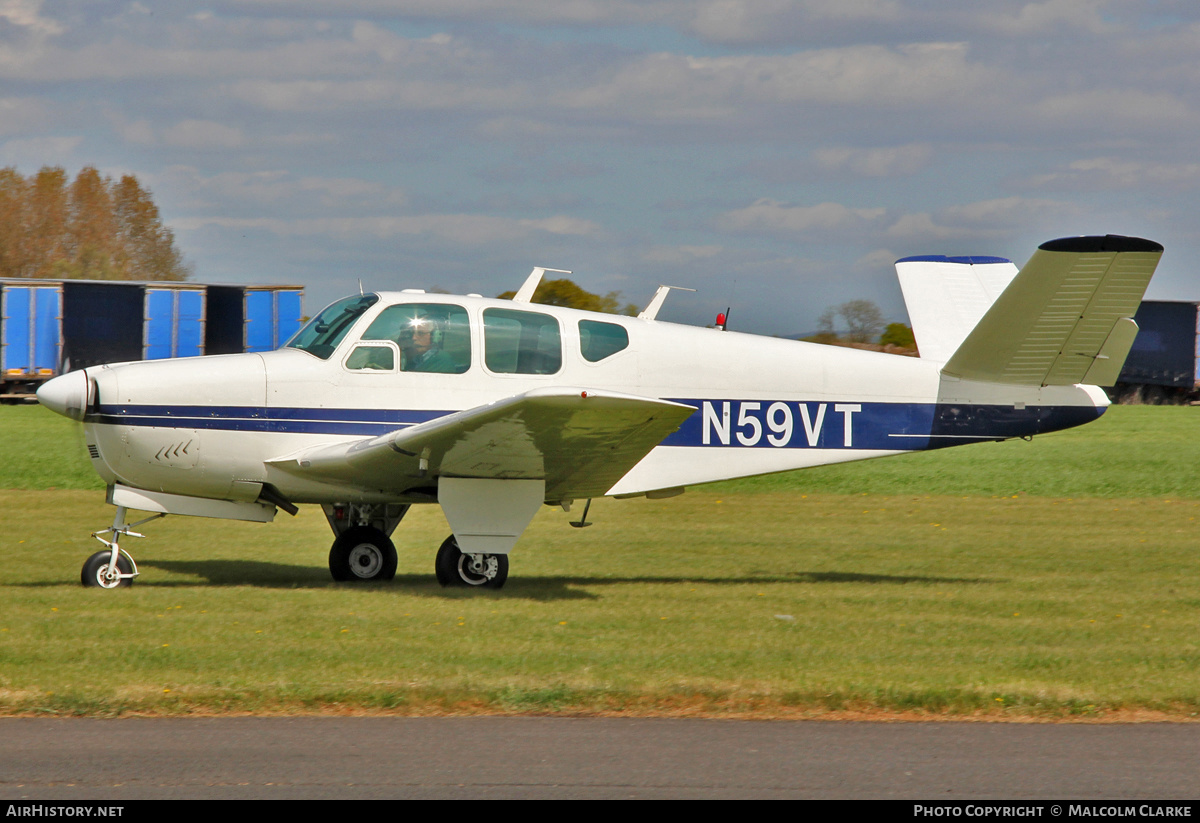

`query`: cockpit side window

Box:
[360,303,470,374]
[579,320,629,362]
[286,294,379,360]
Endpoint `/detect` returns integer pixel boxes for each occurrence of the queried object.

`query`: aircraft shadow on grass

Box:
[113,559,998,602]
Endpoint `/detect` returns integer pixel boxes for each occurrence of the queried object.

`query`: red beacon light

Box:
[715,309,730,331]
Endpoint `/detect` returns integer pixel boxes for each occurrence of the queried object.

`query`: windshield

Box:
[285,294,379,359]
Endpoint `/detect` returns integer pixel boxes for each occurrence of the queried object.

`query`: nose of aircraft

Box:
[37,370,90,421]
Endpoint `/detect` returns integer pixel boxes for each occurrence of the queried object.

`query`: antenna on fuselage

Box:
[638,285,696,321]
[514,267,572,303]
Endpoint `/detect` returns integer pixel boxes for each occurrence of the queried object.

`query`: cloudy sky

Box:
[3,0,1198,335]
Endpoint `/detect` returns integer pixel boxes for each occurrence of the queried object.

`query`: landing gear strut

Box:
[435,535,508,589]
[82,506,163,588]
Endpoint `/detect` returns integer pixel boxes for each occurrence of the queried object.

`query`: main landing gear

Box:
[81,505,164,588]
[434,535,508,589]
[323,503,407,583]
[324,503,510,589]
[328,526,398,582]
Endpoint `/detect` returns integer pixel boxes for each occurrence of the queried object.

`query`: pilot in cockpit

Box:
[400,316,456,372]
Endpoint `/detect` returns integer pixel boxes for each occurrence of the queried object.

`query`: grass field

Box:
[1,404,1198,719]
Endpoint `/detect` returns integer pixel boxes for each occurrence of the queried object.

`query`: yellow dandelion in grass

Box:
[558,621,567,625]
[163,689,171,694]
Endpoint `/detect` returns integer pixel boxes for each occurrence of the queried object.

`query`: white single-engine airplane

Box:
[38,235,1162,590]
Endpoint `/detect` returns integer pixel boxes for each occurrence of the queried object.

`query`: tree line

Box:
[808,299,916,352]
[0,166,190,282]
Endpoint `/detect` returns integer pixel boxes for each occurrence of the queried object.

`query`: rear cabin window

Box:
[483,308,561,374]
[287,294,379,360]
[357,304,471,374]
[579,320,629,362]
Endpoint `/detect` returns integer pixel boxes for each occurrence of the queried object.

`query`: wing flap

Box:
[269,388,695,501]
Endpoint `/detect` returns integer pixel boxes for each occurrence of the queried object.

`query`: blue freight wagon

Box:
[60,281,207,372]
[1,279,304,401]
[205,285,304,355]
[1114,300,1200,403]
[0,279,63,398]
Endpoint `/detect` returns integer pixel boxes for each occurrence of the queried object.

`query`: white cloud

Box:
[687,0,902,43]
[0,96,48,136]
[564,42,994,122]
[815,143,933,177]
[0,134,82,166]
[718,199,887,235]
[885,197,1076,242]
[974,0,1115,36]
[642,244,724,264]
[1033,89,1197,133]
[1027,157,1200,191]
[0,0,61,36]
[160,166,408,212]
[174,213,603,244]
[162,120,245,150]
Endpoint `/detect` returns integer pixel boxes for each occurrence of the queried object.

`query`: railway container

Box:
[0,279,63,397]
[205,284,304,355]
[60,281,207,371]
[1,278,303,400]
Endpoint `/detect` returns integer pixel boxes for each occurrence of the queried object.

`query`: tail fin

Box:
[895,255,1019,362]
[940,235,1162,386]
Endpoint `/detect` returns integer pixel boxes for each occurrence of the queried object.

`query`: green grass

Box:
[0,404,103,490]
[717,404,1200,498]
[1,404,1199,718]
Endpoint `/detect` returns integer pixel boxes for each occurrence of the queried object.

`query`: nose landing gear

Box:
[82,506,164,589]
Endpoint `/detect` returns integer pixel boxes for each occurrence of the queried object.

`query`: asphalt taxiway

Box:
[2,717,1197,799]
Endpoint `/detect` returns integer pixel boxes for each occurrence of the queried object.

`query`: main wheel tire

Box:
[434,535,508,589]
[329,526,398,582]
[81,550,133,589]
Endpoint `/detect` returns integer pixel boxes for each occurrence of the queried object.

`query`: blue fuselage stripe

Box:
[88,400,1102,450]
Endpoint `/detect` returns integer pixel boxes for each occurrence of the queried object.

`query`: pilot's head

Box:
[403,316,439,356]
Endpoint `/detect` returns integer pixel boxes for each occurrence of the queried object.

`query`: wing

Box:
[268,387,695,501]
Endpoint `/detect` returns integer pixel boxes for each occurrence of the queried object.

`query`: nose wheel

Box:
[435,535,508,589]
[81,550,133,588]
[82,506,161,589]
